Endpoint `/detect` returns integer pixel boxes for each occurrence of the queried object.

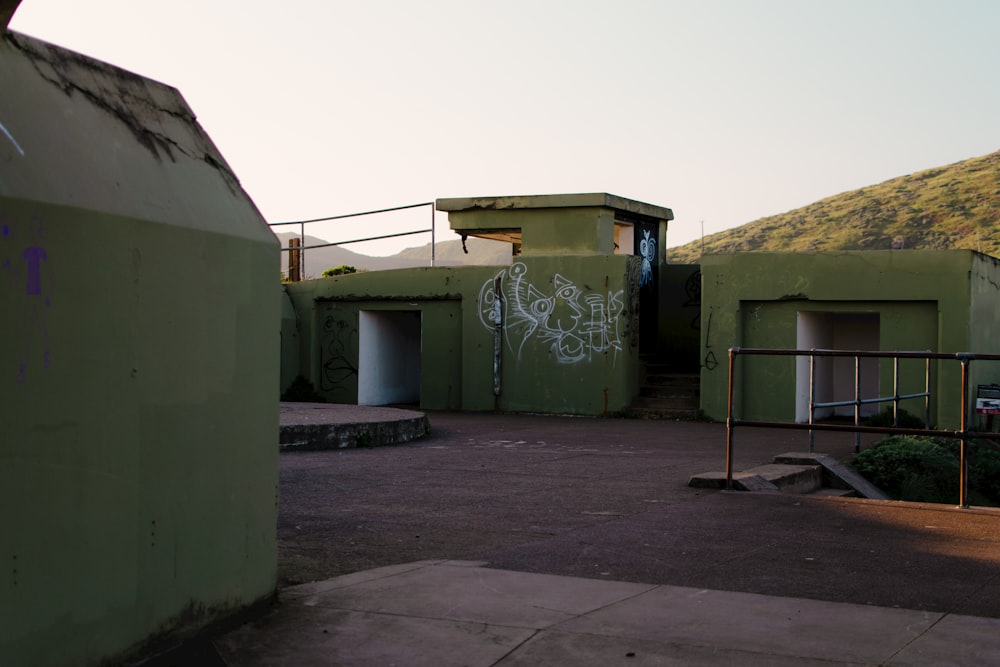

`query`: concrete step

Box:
[740,463,823,494]
[638,384,699,399]
[632,395,699,409]
[625,405,701,420]
[773,452,889,500]
[631,365,700,419]
[808,487,858,498]
[688,467,819,493]
[279,403,429,451]
[688,452,889,500]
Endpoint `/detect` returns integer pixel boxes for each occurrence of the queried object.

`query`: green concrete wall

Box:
[700,251,982,428]
[283,254,640,415]
[1,32,278,666]
[280,290,301,394]
[449,207,618,256]
[967,253,1000,423]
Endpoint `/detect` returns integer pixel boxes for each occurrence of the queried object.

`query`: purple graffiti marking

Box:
[22,246,47,295]
[1,223,9,272]
[0,120,25,157]
[12,217,51,385]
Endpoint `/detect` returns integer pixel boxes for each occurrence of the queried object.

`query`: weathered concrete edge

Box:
[687,471,780,492]
[279,416,430,451]
[775,452,890,500]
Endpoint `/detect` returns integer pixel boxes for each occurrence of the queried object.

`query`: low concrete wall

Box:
[699,250,990,428]
[283,253,642,416]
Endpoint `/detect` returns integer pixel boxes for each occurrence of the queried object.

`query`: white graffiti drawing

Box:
[639,228,655,287]
[478,262,626,365]
[0,121,25,157]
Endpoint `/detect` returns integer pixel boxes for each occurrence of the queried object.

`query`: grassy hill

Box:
[668,150,1000,264]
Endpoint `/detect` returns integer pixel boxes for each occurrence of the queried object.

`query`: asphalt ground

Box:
[277,411,1000,619]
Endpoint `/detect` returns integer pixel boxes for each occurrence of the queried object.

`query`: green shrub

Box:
[853,435,1000,506]
[851,435,959,504]
[970,445,1000,501]
[864,406,927,429]
[322,265,357,277]
[937,438,1000,503]
[280,375,326,403]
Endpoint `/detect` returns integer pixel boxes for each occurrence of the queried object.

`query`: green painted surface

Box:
[699,250,992,428]
[441,195,672,259]
[1,31,278,667]
[283,254,641,415]
[966,253,1000,420]
[280,290,301,394]
[1,202,279,666]
[447,207,618,256]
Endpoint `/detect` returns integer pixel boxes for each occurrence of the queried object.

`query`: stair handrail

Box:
[725,347,1000,508]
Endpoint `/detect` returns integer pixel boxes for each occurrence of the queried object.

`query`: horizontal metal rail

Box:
[814,393,928,410]
[269,202,433,226]
[277,228,432,252]
[269,202,437,277]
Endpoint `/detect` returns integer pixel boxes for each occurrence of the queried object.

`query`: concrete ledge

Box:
[774,452,890,500]
[687,471,780,492]
[279,403,429,451]
[742,463,822,494]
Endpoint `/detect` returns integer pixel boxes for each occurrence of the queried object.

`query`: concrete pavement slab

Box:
[215,562,1000,666]
[890,613,1000,666]
[215,605,535,667]
[286,560,658,630]
[557,584,939,664]
[497,630,870,667]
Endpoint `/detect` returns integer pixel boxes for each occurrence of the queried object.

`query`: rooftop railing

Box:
[270,202,436,280]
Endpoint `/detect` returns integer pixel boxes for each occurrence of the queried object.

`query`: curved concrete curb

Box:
[279,403,429,451]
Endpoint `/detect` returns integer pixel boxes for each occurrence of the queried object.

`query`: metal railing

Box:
[724,347,1000,508]
[805,349,932,453]
[270,202,436,279]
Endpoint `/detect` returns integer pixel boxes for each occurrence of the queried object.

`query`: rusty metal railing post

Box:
[893,356,900,427]
[854,354,862,453]
[959,354,971,508]
[299,221,305,279]
[288,237,301,282]
[808,352,816,452]
[725,348,737,490]
[925,356,932,428]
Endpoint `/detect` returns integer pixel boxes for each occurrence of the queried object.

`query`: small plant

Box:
[280,375,326,403]
[851,435,959,504]
[864,406,928,429]
[322,265,357,277]
[936,438,1000,503]
[852,435,1000,506]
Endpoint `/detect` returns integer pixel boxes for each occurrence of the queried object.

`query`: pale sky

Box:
[10,0,1000,256]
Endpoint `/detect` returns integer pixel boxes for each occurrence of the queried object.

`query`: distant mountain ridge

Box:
[668,150,1000,264]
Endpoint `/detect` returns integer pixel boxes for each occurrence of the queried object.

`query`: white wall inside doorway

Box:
[796,312,880,422]
[358,310,421,406]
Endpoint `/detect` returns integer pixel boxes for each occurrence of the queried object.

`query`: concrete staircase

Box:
[627,359,700,419]
[688,452,889,499]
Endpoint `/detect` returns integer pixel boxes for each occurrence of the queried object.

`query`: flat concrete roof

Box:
[436,193,674,221]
